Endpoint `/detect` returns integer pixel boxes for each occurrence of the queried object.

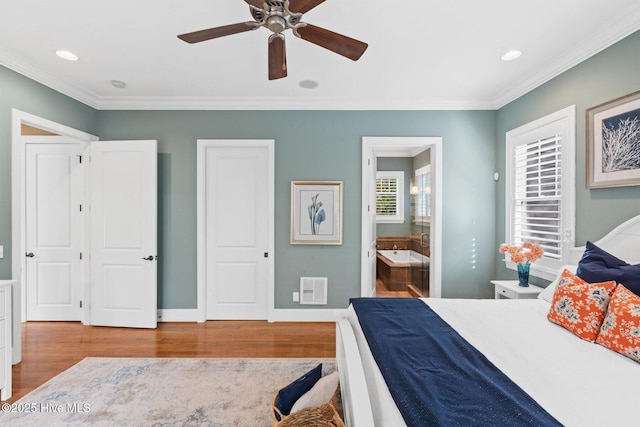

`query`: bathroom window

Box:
[414,165,431,223]
[376,171,404,223]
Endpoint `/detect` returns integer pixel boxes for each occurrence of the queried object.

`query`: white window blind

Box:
[415,165,431,221]
[376,171,404,223]
[513,135,562,259]
[505,105,576,280]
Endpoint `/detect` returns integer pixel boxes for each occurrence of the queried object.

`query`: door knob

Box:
[25,252,35,258]
[141,255,155,261]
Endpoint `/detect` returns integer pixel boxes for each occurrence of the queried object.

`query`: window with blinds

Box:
[415,165,431,221]
[513,135,562,259]
[505,106,576,280]
[376,171,404,223]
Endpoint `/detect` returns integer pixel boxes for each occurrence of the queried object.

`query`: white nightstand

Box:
[491,280,543,300]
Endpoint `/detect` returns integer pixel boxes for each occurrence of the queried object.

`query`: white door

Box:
[90,140,157,328]
[25,140,83,320]
[199,140,273,320]
[361,150,377,297]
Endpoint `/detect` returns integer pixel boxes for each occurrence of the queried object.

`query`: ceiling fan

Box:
[177,0,368,80]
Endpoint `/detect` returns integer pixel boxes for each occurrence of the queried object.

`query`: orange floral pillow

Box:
[596,285,640,363]
[547,269,616,341]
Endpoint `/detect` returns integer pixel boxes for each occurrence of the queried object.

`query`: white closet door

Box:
[198,140,273,320]
[25,141,83,320]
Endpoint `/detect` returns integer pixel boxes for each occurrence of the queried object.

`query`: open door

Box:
[90,140,157,328]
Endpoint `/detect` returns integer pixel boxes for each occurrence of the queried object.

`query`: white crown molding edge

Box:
[93,95,496,111]
[493,8,640,109]
[0,47,100,109]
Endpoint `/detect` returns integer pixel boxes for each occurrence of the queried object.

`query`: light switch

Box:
[0,245,3,259]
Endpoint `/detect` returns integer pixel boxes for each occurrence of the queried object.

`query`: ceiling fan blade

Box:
[288,0,326,14]
[178,22,257,44]
[268,34,287,80]
[296,23,368,61]
[244,0,264,7]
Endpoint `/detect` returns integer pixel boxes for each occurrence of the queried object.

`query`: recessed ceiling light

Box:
[55,50,79,61]
[299,80,319,89]
[110,80,127,89]
[501,50,522,61]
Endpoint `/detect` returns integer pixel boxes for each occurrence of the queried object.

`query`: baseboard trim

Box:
[269,308,346,323]
[157,309,199,322]
[157,308,347,323]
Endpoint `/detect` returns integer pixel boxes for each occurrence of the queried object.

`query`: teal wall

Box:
[0,66,98,279]
[495,30,640,284]
[96,110,497,307]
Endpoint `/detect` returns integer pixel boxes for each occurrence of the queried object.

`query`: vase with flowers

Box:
[498,242,544,287]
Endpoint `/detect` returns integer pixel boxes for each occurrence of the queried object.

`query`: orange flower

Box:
[499,242,544,264]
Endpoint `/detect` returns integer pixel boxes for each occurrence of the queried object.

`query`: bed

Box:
[337,214,640,426]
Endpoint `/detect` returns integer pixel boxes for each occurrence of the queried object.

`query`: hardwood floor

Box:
[376,279,413,298]
[8,283,412,404]
[7,320,336,403]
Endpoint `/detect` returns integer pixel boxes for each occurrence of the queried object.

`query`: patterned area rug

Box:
[0,357,336,426]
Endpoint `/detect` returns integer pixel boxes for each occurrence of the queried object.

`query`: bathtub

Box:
[376,250,430,293]
[377,250,429,266]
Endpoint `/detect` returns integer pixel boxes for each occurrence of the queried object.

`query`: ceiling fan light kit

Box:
[177,0,368,80]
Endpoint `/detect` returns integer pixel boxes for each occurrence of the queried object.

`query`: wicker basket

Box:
[271,387,344,427]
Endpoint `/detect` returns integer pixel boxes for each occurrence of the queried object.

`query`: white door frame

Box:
[196,139,275,322]
[361,136,443,298]
[11,109,98,362]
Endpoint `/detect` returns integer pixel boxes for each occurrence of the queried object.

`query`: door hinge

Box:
[79,204,82,212]
[80,300,83,308]
[79,252,83,260]
[78,155,82,164]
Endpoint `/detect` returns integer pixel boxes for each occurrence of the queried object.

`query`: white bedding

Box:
[346,297,640,427]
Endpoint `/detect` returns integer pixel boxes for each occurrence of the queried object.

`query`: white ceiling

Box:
[2,0,640,110]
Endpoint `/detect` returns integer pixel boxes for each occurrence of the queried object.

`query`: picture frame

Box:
[291,181,343,245]
[586,89,640,188]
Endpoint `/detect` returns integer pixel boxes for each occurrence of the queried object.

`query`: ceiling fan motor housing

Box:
[267,16,286,33]
[251,1,303,34]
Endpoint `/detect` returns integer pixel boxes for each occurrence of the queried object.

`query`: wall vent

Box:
[299,277,328,305]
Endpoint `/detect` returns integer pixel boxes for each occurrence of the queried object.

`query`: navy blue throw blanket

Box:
[351,298,562,427]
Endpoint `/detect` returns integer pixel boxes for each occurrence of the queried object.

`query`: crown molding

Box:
[93,95,497,111]
[494,7,640,109]
[0,48,99,109]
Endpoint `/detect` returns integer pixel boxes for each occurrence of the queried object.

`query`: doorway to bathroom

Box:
[375,153,431,297]
[361,136,442,299]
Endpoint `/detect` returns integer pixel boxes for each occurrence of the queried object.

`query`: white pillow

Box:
[290,371,339,413]
[538,264,577,303]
